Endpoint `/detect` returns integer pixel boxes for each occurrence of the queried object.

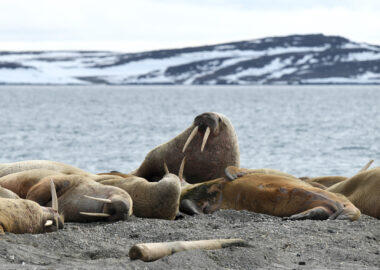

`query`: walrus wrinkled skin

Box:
[327,167,380,219]
[180,166,361,221]
[0,170,133,222]
[0,186,20,199]
[0,169,62,198]
[97,172,181,220]
[133,112,240,183]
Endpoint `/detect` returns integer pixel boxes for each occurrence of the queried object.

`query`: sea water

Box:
[0,85,379,177]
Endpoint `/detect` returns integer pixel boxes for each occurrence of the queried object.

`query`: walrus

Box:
[97,172,181,220]
[0,180,63,234]
[0,169,133,222]
[327,167,380,219]
[132,112,240,183]
[97,163,182,220]
[27,174,133,222]
[180,166,361,221]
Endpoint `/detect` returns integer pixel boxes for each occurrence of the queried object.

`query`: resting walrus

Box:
[0,169,133,222]
[0,180,63,234]
[97,171,181,220]
[133,112,240,183]
[326,167,380,219]
[180,166,361,221]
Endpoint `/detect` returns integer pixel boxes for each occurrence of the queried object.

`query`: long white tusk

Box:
[359,159,374,173]
[79,212,111,217]
[45,220,53,226]
[201,127,211,152]
[164,162,169,174]
[84,195,112,203]
[179,157,186,181]
[50,179,59,212]
[182,126,199,152]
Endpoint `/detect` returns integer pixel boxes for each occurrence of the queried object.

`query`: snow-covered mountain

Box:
[1,34,380,85]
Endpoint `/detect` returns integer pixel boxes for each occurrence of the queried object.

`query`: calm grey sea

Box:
[0,85,379,177]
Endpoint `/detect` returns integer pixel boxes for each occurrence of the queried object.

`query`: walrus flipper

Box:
[284,206,331,220]
[224,166,247,181]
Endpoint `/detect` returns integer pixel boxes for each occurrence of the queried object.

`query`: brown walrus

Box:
[180,166,361,221]
[327,167,380,219]
[0,169,133,222]
[27,174,133,222]
[97,171,181,220]
[0,180,63,234]
[132,112,240,183]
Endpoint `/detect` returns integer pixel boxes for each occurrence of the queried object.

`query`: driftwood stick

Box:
[129,238,247,262]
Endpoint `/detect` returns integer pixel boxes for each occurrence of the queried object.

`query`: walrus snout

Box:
[102,194,133,221]
[194,112,219,134]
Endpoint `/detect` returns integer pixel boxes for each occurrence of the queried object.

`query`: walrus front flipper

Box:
[26,178,72,206]
[180,199,202,215]
[224,166,245,181]
[284,206,331,220]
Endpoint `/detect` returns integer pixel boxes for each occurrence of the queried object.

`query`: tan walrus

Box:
[132,112,240,183]
[97,164,182,220]
[326,166,380,219]
[0,180,63,234]
[0,169,133,222]
[180,166,360,221]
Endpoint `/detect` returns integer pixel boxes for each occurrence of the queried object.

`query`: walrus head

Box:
[180,179,225,215]
[183,112,225,153]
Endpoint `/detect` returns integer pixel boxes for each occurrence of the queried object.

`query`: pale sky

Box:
[1,0,379,52]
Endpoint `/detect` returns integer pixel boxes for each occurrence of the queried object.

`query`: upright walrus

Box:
[133,112,239,183]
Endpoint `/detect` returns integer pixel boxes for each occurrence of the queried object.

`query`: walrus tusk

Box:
[50,179,58,212]
[79,212,111,217]
[201,127,210,152]
[359,160,374,173]
[50,179,59,229]
[129,238,247,262]
[182,126,199,153]
[164,162,169,174]
[84,195,112,203]
[44,220,53,227]
[179,157,186,181]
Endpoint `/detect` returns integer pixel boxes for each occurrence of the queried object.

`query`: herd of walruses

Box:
[0,112,379,235]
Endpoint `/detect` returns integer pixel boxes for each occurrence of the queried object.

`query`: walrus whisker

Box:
[179,157,186,181]
[359,159,374,173]
[44,220,53,227]
[84,195,112,203]
[182,126,198,152]
[79,212,111,217]
[164,162,169,174]
[201,127,210,152]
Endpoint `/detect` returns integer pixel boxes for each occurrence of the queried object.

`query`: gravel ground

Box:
[0,210,379,269]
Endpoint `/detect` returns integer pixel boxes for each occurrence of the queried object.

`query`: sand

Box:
[0,210,379,269]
